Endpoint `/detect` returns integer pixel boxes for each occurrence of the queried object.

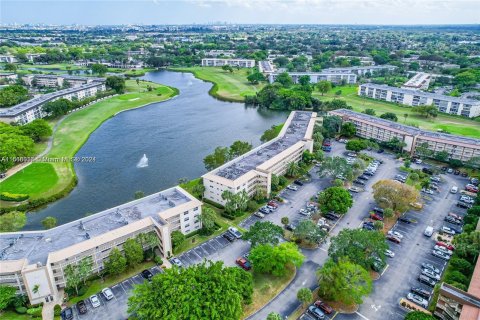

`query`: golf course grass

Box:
[312,85,480,139]
[170,66,264,102]
[0,80,178,207]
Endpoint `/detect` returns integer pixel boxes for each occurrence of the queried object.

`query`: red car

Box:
[436,241,455,251]
[267,201,278,208]
[448,212,463,220]
[235,257,252,271]
[369,212,383,221]
[387,234,401,244]
[466,185,479,193]
[314,300,334,314]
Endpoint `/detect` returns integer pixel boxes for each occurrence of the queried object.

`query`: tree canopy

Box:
[372,179,419,212]
[0,85,29,108]
[293,220,327,244]
[318,187,353,215]
[249,242,304,276]
[243,221,284,247]
[127,261,253,320]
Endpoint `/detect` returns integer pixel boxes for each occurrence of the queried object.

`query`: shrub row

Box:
[0,192,29,202]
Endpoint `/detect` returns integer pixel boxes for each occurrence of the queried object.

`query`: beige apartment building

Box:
[0,187,202,305]
[329,109,480,162]
[267,72,357,85]
[203,111,316,205]
[22,75,103,88]
[201,58,256,68]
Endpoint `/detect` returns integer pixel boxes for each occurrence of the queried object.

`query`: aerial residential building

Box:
[323,65,397,76]
[0,186,202,305]
[0,72,18,81]
[203,111,316,205]
[258,60,275,74]
[201,58,256,68]
[22,74,104,88]
[0,80,106,125]
[329,109,480,162]
[0,55,17,63]
[402,72,431,90]
[267,72,357,85]
[204,50,235,58]
[358,83,480,118]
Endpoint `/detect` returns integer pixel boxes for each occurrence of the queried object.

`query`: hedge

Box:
[0,192,29,202]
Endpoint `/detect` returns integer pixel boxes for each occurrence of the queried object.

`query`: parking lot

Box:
[67,266,163,320]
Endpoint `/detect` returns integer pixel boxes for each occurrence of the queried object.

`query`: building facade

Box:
[329,109,480,162]
[0,187,202,305]
[203,111,316,205]
[0,81,106,125]
[22,75,103,88]
[323,65,397,76]
[358,83,480,118]
[201,58,256,68]
[267,72,357,85]
[402,72,431,90]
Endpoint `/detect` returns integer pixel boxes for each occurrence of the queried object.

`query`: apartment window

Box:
[185,224,190,228]
[193,207,199,211]
[183,211,188,215]
[184,217,189,222]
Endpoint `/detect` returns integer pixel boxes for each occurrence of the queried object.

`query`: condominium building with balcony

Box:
[0,81,106,125]
[201,58,256,68]
[329,109,480,162]
[402,72,431,90]
[22,74,104,88]
[323,65,397,76]
[267,72,357,85]
[0,186,202,305]
[203,111,316,205]
[358,83,480,118]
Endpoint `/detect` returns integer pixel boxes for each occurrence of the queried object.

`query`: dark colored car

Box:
[294,180,304,186]
[314,300,334,314]
[418,275,436,287]
[284,224,295,231]
[398,216,413,224]
[461,172,468,177]
[454,170,460,175]
[353,179,365,186]
[363,170,374,176]
[422,168,433,175]
[358,175,369,181]
[373,207,384,214]
[61,307,74,320]
[411,287,432,299]
[222,232,235,242]
[325,212,340,220]
[322,146,331,152]
[141,269,153,281]
[76,300,87,314]
[377,149,385,153]
[444,216,462,225]
[363,224,375,231]
[457,202,472,209]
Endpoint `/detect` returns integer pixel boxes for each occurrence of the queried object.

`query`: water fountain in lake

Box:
[136,154,149,168]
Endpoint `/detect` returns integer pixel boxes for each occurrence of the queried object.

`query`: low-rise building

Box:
[0,186,202,305]
[201,58,256,68]
[267,72,356,85]
[203,111,316,205]
[0,80,106,125]
[0,72,18,81]
[204,50,235,58]
[329,109,480,162]
[402,72,431,90]
[358,83,480,118]
[258,60,275,74]
[323,65,397,76]
[0,55,17,63]
[22,74,103,88]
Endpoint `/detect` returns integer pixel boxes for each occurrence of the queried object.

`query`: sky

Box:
[1,0,479,25]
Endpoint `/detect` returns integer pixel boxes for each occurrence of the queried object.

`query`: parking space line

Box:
[381,264,390,276]
[355,311,371,320]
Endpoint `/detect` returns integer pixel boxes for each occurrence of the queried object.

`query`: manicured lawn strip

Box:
[242,264,296,318]
[68,261,155,305]
[0,80,178,201]
[313,85,480,139]
[0,163,59,198]
[169,67,264,102]
[17,63,86,71]
[0,311,60,320]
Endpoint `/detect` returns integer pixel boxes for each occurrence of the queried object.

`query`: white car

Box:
[422,263,441,274]
[421,269,441,281]
[422,188,434,195]
[228,226,242,239]
[441,226,456,236]
[460,196,474,204]
[385,249,395,258]
[299,209,311,216]
[170,257,183,267]
[254,211,265,218]
[432,250,451,260]
[407,293,428,308]
[387,230,404,239]
[434,245,453,255]
[287,185,298,191]
[101,288,114,301]
[90,294,101,308]
[415,159,423,164]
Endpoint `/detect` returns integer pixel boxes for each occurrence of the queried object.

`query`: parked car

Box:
[422,188,434,195]
[254,211,265,218]
[398,216,414,224]
[422,167,433,175]
[450,186,458,194]
[76,300,87,314]
[434,245,453,255]
[236,257,252,271]
[373,207,384,214]
[90,294,101,308]
[370,212,383,221]
[377,149,385,153]
[386,234,401,244]
[358,175,369,181]
[422,263,440,274]
[259,206,271,214]
[411,287,432,299]
[287,185,298,191]
[441,226,456,236]
[457,202,473,209]
[353,179,366,186]
[170,257,184,267]
[448,212,463,220]
[307,305,326,319]
[421,268,441,281]
[418,274,437,287]
[444,216,462,225]
[223,232,236,242]
[385,249,395,258]
[436,241,455,251]
[294,179,304,186]
[430,176,441,183]
[387,230,404,239]
[460,196,475,204]
[101,287,114,301]
[228,227,242,239]
[363,170,375,176]
[61,307,74,320]
[447,168,454,174]
[407,293,428,308]
[325,212,340,220]
[432,249,451,260]
[314,300,334,314]
[348,186,363,193]
[267,201,278,208]
[284,224,295,231]
[454,170,461,175]
[141,269,154,282]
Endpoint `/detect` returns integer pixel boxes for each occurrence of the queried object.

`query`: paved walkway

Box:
[41,289,64,320]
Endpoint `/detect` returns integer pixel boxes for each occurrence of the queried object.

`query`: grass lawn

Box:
[68,261,155,304]
[17,63,86,71]
[313,85,480,139]
[0,311,60,320]
[170,67,264,102]
[0,80,178,202]
[243,264,296,318]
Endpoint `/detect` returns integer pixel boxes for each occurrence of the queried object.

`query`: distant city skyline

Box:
[1,0,479,25]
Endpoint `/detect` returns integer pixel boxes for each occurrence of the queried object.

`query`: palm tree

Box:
[286,162,300,178]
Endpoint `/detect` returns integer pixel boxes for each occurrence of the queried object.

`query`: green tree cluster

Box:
[0,85,29,108]
[249,242,304,276]
[203,140,252,170]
